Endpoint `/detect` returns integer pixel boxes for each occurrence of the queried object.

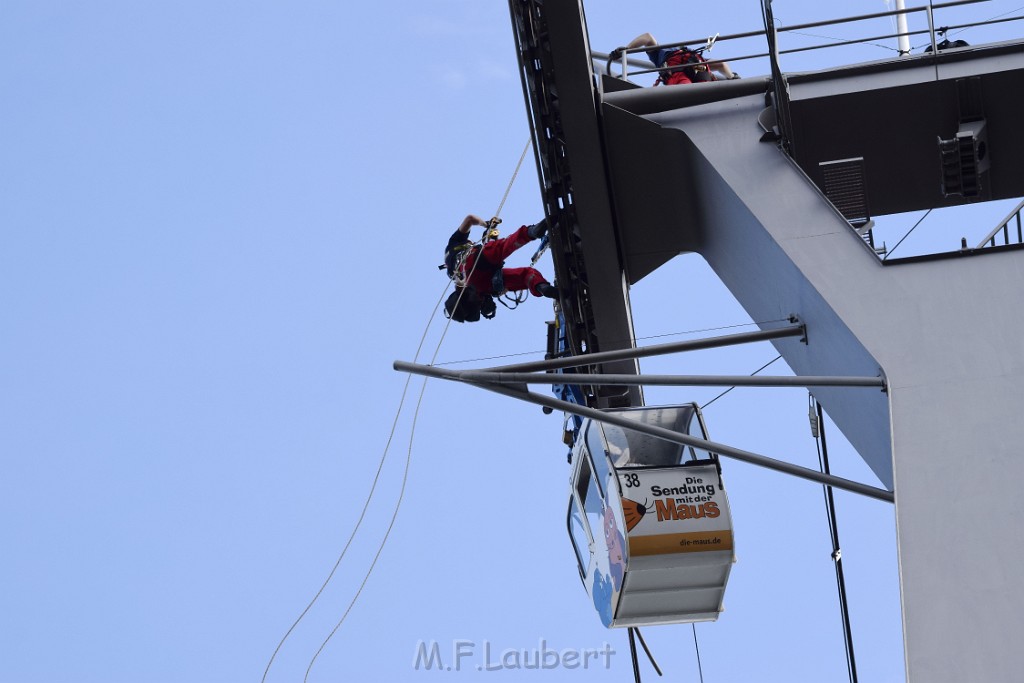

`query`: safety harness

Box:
[441,220,505,322]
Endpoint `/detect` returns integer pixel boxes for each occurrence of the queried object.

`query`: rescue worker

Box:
[443,214,558,322]
[612,32,738,85]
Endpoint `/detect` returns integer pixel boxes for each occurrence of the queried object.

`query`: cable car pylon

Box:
[508,0,1024,679]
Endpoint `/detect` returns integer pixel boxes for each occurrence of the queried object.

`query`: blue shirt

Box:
[646,47,679,67]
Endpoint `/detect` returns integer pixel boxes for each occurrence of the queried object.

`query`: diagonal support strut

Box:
[394,359,894,503]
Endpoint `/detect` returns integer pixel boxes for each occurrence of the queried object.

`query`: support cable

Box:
[882,208,931,260]
[701,355,782,409]
[775,15,902,53]
[691,624,706,683]
[633,628,663,676]
[687,354,782,683]
[811,396,859,683]
[628,629,642,683]
[483,326,803,374]
[911,5,1024,50]
[433,318,793,368]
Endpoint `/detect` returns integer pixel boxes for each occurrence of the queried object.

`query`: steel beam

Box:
[394,359,894,503]
[456,369,882,389]
[484,324,806,373]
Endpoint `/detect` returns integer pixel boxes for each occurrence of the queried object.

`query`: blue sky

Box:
[3,1,1021,682]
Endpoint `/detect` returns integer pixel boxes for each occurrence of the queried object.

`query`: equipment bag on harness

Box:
[444,286,481,323]
[444,285,496,323]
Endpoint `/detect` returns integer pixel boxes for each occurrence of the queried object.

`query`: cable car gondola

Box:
[567,404,735,628]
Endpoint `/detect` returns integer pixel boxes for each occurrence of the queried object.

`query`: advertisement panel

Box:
[617,464,733,557]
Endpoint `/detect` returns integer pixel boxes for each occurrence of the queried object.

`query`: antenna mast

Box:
[894,0,912,55]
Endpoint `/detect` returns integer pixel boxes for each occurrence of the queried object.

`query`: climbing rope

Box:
[260,287,448,683]
[300,235,496,679]
[443,137,540,322]
[261,141,536,682]
[304,369,430,682]
[495,139,532,220]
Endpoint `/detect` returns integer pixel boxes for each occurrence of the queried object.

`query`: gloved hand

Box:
[536,282,559,299]
[729,72,741,79]
[528,217,549,240]
[609,47,626,61]
[486,216,502,229]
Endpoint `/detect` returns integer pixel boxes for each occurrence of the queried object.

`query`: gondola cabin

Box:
[567,404,735,628]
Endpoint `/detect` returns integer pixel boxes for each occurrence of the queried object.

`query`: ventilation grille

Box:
[820,157,870,226]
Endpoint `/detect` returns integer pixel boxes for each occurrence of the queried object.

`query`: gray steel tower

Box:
[508,1,1024,680]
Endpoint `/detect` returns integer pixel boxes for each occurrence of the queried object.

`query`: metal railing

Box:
[601,0,1022,84]
[976,198,1024,247]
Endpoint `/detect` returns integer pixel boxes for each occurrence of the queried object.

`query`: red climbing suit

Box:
[460,224,549,296]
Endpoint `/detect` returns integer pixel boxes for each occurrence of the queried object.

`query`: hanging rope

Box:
[304,371,430,682]
[494,138,532,220]
[261,141,536,682]
[442,137,536,324]
[260,286,450,683]
[810,395,859,683]
[301,242,494,678]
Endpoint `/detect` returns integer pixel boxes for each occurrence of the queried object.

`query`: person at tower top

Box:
[612,32,738,86]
